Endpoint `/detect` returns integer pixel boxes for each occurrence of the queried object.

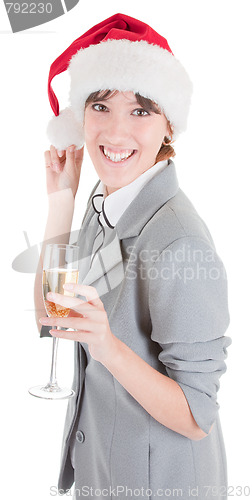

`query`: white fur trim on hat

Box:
[47,39,193,148]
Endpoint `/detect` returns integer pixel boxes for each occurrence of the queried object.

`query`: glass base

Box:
[28,384,75,400]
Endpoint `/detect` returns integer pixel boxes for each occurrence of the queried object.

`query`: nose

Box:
[105,112,131,145]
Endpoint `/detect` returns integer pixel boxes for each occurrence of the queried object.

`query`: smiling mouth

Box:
[100,146,136,163]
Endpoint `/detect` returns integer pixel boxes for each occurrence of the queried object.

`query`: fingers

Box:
[64,283,102,307]
[46,293,94,314]
[44,292,87,314]
[40,312,105,331]
[64,145,77,175]
[44,150,50,169]
[44,145,76,173]
[44,146,61,172]
[50,145,62,173]
[75,146,84,169]
[49,329,92,343]
[41,284,103,316]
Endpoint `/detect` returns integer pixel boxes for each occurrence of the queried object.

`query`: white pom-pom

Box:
[46,107,84,150]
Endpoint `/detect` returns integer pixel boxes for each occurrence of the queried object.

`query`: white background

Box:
[1,0,252,498]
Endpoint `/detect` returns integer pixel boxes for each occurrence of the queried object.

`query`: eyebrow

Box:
[95,98,141,106]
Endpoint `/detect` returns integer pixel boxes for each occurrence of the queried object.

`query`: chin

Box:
[103,174,135,193]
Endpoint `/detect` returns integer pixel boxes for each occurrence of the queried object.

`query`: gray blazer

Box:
[41,161,231,499]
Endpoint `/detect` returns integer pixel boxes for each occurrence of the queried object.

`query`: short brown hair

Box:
[85,90,175,163]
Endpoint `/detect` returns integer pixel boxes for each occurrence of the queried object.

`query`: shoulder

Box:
[140,187,216,254]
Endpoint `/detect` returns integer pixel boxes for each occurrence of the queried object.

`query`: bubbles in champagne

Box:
[42,269,79,318]
[44,300,70,318]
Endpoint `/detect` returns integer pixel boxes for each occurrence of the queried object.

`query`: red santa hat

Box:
[47,13,193,150]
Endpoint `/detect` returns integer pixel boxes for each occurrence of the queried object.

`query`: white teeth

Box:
[103,147,134,162]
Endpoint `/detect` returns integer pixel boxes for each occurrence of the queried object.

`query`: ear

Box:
[166,121,173,140]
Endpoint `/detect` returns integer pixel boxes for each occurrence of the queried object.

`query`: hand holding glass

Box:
[29,243,79,400]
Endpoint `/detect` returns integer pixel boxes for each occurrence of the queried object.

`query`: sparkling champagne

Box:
[43,268,79,318]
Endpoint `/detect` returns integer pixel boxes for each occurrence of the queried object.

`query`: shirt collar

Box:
[92,160,168,228]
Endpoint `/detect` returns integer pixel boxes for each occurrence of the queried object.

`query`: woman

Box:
[36,13,231,500]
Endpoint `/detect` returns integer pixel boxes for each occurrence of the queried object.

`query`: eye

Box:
[92,103,108,112]
[132,108,150,117]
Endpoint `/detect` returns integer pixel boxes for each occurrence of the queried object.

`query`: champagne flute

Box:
[29,243,79,400]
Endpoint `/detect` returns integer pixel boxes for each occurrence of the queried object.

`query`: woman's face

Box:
[84,91,170,195]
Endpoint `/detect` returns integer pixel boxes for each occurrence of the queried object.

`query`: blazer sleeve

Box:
[148,236,231,435]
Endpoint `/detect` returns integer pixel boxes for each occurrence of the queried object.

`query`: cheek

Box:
[83,111,100,142]
[132,124,153,146]
[134,115,167,146]
[137,124,164,151]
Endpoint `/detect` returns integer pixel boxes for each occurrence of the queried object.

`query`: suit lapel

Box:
[82,227,125,297]
[76,161,179,297]
[116,160,179,239]
[76,188,125,297]
[77,214,97,285]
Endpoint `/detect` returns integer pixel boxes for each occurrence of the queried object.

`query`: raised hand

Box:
[44,144,84,198]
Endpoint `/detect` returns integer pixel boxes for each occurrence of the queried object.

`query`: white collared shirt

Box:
[92,160,168,227]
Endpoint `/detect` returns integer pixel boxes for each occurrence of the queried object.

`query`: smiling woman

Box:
[36,12,231,500]
[85,89,176,165]
[83,90,174,194]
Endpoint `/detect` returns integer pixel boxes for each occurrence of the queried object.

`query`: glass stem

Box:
[46,328,60,390]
